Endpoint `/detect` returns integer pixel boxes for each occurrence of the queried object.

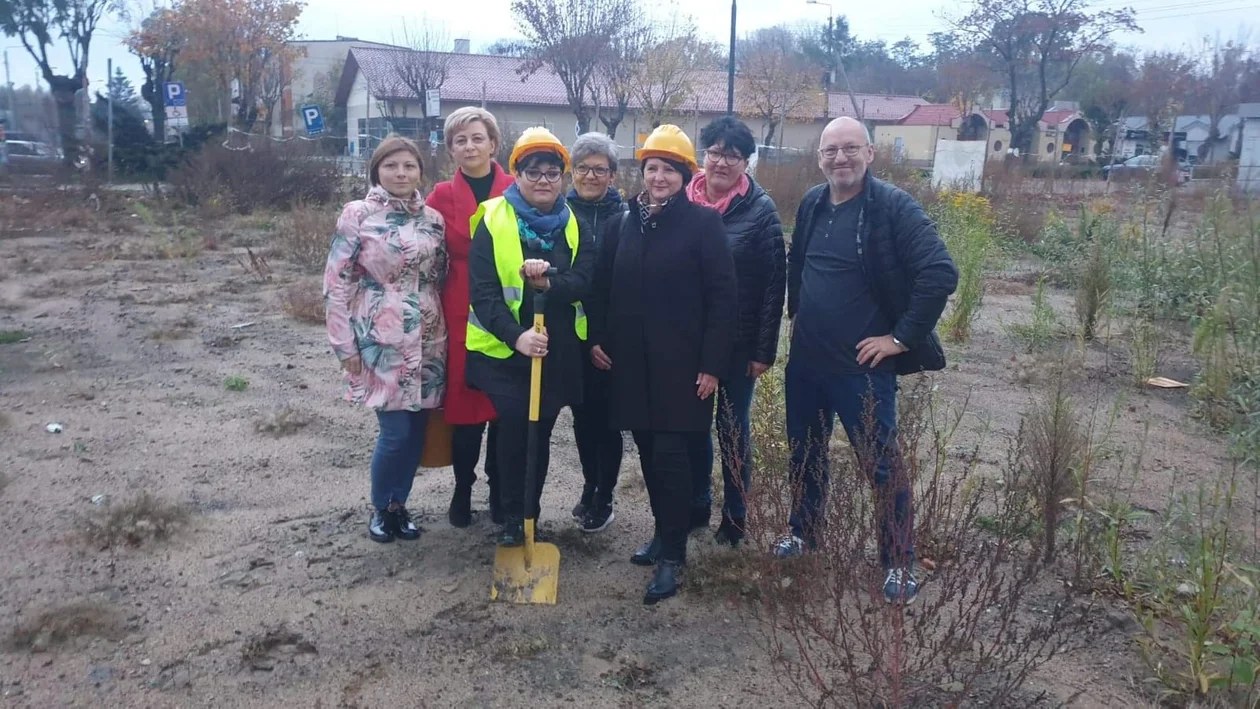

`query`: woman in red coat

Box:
[427,107,515,528]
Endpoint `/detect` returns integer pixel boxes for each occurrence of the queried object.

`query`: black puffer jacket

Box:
[787,176,958,375]
[716,177,787,373]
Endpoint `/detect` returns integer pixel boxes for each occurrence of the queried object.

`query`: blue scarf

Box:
[504,183,571,253]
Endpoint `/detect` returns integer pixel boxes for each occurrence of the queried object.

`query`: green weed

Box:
[224,375,250,392]
[1005,277,1060,353]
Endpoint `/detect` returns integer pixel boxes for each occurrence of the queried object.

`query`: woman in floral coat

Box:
[324,135,449,543]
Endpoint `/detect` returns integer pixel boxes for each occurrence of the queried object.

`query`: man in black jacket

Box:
[777,117,957,606]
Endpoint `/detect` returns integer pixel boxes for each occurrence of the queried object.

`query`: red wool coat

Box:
[427,162,515,425]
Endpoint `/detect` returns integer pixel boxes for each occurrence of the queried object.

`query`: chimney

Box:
[454,38,470,54]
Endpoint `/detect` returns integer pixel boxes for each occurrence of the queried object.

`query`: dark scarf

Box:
[635,191,685,231]
[503,183,570,253]
[566,185,624,218]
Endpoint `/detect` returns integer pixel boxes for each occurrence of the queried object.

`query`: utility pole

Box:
[726,0,736,115]
[807,0,862,122]
[3,50,13,132]
[106,59,114,184]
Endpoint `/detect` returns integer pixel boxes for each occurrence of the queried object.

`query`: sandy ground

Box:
[0,218,1236,707]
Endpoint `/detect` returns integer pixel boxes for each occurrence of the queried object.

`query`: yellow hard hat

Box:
[636,124,698,172]
[508,127,570,173]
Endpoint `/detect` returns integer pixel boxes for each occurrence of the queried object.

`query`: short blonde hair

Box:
[368,134,424,187]
[443,107,502,151]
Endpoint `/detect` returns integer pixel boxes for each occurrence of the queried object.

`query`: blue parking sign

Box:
[301,105,325,136]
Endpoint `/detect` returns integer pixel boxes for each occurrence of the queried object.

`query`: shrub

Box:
[84,493,189,549]
[1074,208,1113,341]
[740,375,1082,707]
[1006,277,1060,353]
[1022,380,1086,563]
[936,191,995,343]
[6,601,124,652]
[278,201,335,273]
[169,140,343,214]
[281,278,325,325]
[224,375,250,392]
[756,153,819,232]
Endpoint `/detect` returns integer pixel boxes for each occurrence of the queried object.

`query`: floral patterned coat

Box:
[324,186,448,411]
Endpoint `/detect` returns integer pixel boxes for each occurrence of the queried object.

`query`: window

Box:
[1046,142,1055,154]
[993,140,1003,152]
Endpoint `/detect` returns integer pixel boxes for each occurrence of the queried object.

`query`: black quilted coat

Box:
[717,177,787,376]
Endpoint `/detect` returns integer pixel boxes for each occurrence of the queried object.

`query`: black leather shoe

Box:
[391,506,422,541]
[497,520,525,547]
[714,513,746,547]
[631,535,661,566]
[368,510,395,543]
[644,559,684,604]
[689,506,711,532]
[448,485,472,528]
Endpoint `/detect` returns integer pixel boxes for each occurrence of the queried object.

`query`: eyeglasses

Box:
[818,144,869,160]
[522,168,564,184]
[574,164,611,178]
[704,149,745,166]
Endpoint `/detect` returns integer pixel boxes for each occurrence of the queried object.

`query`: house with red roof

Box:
[323,43,937,157]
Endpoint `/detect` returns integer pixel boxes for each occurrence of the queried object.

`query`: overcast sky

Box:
[2,0,1255,108]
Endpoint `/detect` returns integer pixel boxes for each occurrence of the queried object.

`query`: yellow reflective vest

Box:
[465,196,587,359]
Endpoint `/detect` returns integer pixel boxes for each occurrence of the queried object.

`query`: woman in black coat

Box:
[686,116,787,547]
[588,125,738,604]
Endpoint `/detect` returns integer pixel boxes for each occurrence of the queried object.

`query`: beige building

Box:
[873,104,1092,164]
[329,45,932,158]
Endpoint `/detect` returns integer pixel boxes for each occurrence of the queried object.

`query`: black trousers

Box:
[631,431,694,563]
[572,398,624,509]
[452,421,499,495]
[496,410,559,523]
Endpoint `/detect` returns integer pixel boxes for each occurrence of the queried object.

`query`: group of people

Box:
[323,107,958,606]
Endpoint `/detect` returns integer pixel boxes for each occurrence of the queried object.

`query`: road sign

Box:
[425,88,440,118]
[164,82,188,127]
[301,105,325,136]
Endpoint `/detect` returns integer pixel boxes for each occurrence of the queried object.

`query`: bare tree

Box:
[591,6,648,140]
[1190,37,1250,162]
[951,0,1136,158]
[511,0,634,135]
[0,0,114,165]
[1132,51,1195,154]
[738,26,822,147]
[633,13,713,130]
[392,17,452,122]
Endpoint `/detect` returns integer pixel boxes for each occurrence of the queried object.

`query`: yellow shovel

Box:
[491,275,561,605]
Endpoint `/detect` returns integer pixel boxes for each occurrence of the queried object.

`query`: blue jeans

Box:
[785,360,913,569]
[371,410,430,511]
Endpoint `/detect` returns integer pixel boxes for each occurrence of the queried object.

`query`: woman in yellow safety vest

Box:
[466,127,596,547]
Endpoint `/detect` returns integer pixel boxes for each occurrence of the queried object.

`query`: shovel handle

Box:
[523,266,560,533]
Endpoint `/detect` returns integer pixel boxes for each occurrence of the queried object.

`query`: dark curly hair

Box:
[699,116,757,159]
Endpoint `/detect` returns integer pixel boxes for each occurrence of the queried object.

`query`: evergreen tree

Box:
[108,68,142,112]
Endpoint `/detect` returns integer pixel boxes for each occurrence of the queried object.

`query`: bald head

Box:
[820,117,872,148]
[817,117,874,201]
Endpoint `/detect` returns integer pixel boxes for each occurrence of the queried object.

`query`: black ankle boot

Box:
[631,535,662,566]
[368,510,394,543]
[391,506,422,541]
[689,506,711,531]
[644,559,684,604]
[497,519,525,547]
[448,484,472,528]
[714,512,746,547]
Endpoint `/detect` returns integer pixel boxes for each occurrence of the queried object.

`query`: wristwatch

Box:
[892,336,908,352]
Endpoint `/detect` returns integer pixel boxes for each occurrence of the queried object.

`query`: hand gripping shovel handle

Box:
[523,267,558,566]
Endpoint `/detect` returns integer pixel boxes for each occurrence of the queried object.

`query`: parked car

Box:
[1,140,61,175]
[1100,154,1192,184]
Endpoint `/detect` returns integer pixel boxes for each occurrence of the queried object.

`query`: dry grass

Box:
[84,492,190,549]
[254,406,313,437]
[278,202,334,274]
[685,545,764,600]
[6,601,125,652]
[281,279,325,325]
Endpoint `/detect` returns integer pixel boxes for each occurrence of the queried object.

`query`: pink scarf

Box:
[686,170,749,215]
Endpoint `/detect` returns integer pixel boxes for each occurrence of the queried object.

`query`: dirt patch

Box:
[6,601,125,652]
[240,624,318,671]
[254,406,314,437]
[84,493,190,549]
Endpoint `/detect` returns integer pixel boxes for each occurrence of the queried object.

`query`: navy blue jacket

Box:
[787,176,958,375]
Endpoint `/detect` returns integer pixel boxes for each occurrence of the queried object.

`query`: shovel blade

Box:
[491,542,560,605]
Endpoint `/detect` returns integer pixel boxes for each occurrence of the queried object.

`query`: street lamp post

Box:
[726,0,736,115]
[806,0,862,122]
